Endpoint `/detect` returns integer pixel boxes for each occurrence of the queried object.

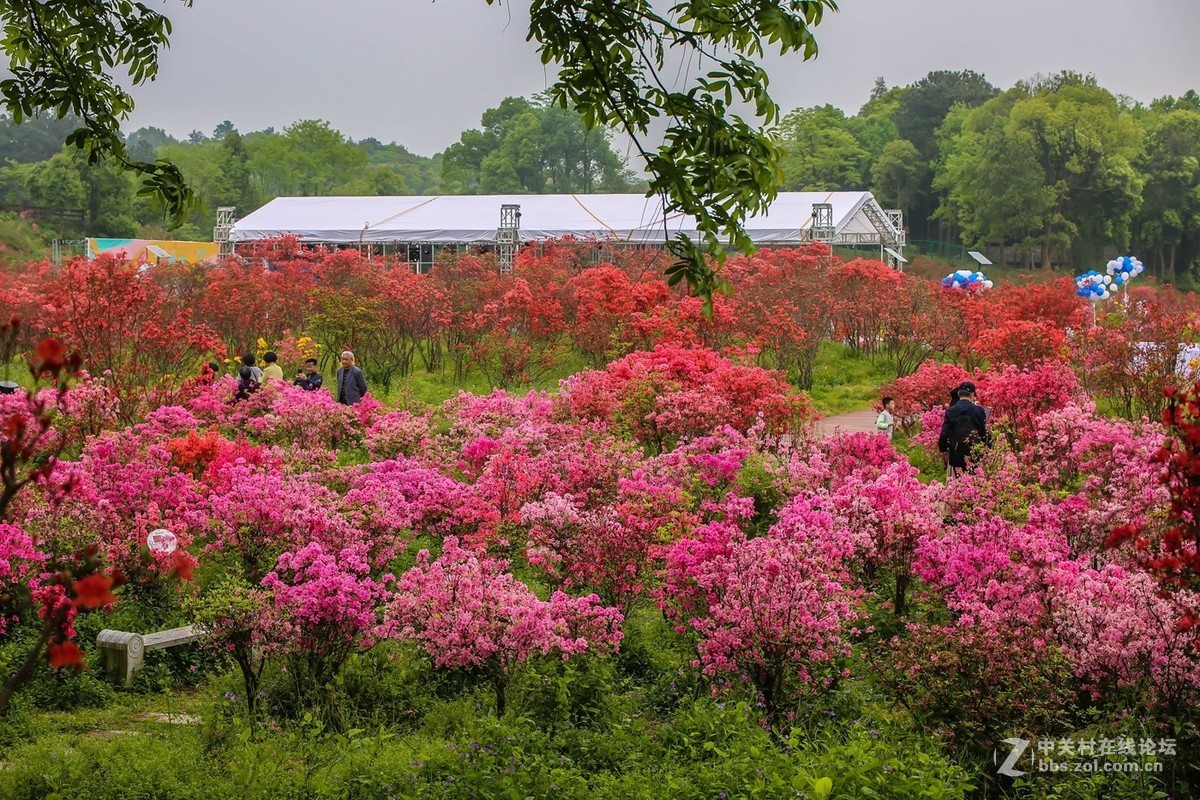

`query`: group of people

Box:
[210,350,369,405]
[875,381,989,478]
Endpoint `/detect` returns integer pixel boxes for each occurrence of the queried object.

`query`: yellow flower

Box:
[257,337,268,349]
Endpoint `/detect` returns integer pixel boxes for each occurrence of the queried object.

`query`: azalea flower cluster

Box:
[0,338,1194,733]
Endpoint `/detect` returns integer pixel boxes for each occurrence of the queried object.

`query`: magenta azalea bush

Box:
[2,327,1195,796]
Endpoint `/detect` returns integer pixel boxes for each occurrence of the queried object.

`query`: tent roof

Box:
[229,191,879,245]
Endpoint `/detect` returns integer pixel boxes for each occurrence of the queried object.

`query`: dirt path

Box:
[816,409,880,438]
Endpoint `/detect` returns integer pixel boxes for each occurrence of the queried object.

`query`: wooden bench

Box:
[96,625,203,686]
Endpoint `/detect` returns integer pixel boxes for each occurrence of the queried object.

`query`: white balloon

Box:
[983,280,994,289]
[147,528,178,554]
[1103,275,1112,284]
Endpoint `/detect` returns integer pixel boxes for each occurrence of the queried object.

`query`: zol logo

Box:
[995,737,1030,777]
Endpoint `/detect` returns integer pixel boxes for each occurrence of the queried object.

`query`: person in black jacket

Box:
[938,381,989,478]
[234,366,260,401]
[294,357,323,391]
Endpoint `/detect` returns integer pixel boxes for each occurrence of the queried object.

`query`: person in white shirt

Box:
[876,396,896,440]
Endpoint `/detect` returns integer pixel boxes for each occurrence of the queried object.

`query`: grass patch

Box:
[375,351,589,408]
[808,342,895,416]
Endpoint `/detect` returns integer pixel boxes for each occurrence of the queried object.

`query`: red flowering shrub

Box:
[880,362,972,428]
[975,319,1067,367]
[49,256,223,419]
[1109,381,1200,642]
[559,345,814,452]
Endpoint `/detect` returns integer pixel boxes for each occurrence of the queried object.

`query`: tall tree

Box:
[1133,109,1200,282]
[847,82,902,165]
[871,138,927,213]
[217,130,257,214]
[0,113,85,163]
[894,70,998,161]
[125,126,177,163]
[935,81,1143,269]
[934,93,1047,265]
[776,105,870,190]
[893,70,998,238]
[443,96,634,194]
[281,120,368,196]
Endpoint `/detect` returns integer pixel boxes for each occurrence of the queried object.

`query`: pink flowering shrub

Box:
[386,536,623,715]
[907,361,1087,459]
[243,383,362,449]
[521,492,643,607]
[978,360,1086,447]
[913,501,1200,712]
[457,421,639,530]
[261,542,390,689]
[340,458,498,565]
[881,362,972,428]
[0,523,47,635]
[816,432,905,488]
[138,405,203,440]
[1050,564,1200,711]
[442,389,556,444]
[54,372,121,441]
[363,409,433,461]
[188,379,363,450]
[0,390,60,461]
[829,460,942,615]
[659,503,860,715]
[206,459,358,581]
[19,429,205,590]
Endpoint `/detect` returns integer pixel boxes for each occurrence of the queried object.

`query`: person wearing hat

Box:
[938,381,989,478]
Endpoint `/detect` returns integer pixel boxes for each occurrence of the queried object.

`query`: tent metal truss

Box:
[498,204,520,274]
[810,203,835,243]
[214,207,236,257]
[51,239,88,264]
[805,197,906,269]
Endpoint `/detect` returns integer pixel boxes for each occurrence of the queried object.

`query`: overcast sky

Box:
[125,0,1200,156]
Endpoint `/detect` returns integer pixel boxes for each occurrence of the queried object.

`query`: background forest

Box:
[0,71,1197,282]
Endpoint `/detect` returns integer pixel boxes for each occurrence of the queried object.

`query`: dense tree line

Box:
[0,99,633,240]
[1,70,1197,281]
[776,70,1200,281]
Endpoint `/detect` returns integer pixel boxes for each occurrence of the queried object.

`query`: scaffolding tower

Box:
[810,203,835,244]
[214,207,236,257]
[497,204,520,274]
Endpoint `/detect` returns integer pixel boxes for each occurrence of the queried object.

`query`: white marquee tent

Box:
[230,191,903,248]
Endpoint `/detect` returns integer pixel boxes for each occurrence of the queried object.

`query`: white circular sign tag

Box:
[147,528,178,554]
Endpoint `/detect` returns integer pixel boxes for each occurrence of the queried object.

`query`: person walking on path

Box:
[938,382,989,478]
[876,396,896,440]
[335,350,368,405]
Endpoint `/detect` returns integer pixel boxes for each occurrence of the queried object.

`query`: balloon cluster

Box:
[941,269,993,291]
[1105,255,1144,288]
[1076,255,1145,301]
[1075,270,1111,301]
